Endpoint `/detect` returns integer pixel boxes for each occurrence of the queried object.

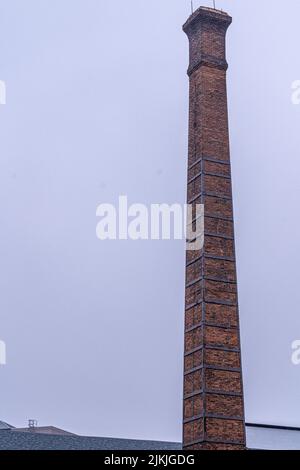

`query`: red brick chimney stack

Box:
[182,7,246,450]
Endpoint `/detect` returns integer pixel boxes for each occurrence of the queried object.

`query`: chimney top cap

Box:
[200,6,229,15]
[183,6,232,34]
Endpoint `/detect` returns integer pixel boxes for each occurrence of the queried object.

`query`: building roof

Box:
[246,423,300,450]
[13,426,75,436]
[0,421,14,430]
[0,430,181,451]
[1,423,300,450]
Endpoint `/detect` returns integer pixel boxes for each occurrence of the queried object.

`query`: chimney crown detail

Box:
[183,7,232,76]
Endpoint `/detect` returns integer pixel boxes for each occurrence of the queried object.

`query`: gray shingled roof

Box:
[0,430,182,451]
[0,421,14,430]
[2,425,300,450]
[13,426,76,436]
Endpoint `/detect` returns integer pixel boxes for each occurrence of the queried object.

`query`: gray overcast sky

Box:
[0,0,300,441]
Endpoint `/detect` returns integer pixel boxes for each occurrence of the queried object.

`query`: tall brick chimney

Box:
[182,7,246,450]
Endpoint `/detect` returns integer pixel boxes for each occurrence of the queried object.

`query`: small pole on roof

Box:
[28,419,38,430]
[191,1,194,14]
[213,0,216,8]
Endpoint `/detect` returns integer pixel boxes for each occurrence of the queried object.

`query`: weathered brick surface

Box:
[205,369,242,394]
[204,174,232,198]
[186,260,202,284]
[205,217,234,238]
[185,304,202,329]
[185,349,203,372]
[205,326,239,349]
[185,281,203,306]
[186,248,202,265]
[206,418,245,442]
[184,395,204,419]
[205,303,238,327]
[183,419,204,444]
[205,236,235,258]
[206,394,244,418]
[205,280,237,304]
[204,258,236,282]
[203,160,231,177]
[192,443,245,450]
[205,348,240,369]
[204,195,233,219]
[185,326,203,353]
[188,175,202,201]
[184,369,203,395]
[188,163,201,182]
[183,6,245,450]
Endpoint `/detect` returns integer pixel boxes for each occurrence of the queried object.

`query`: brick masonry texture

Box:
[182,7,245,450]
[187,443,245,450]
